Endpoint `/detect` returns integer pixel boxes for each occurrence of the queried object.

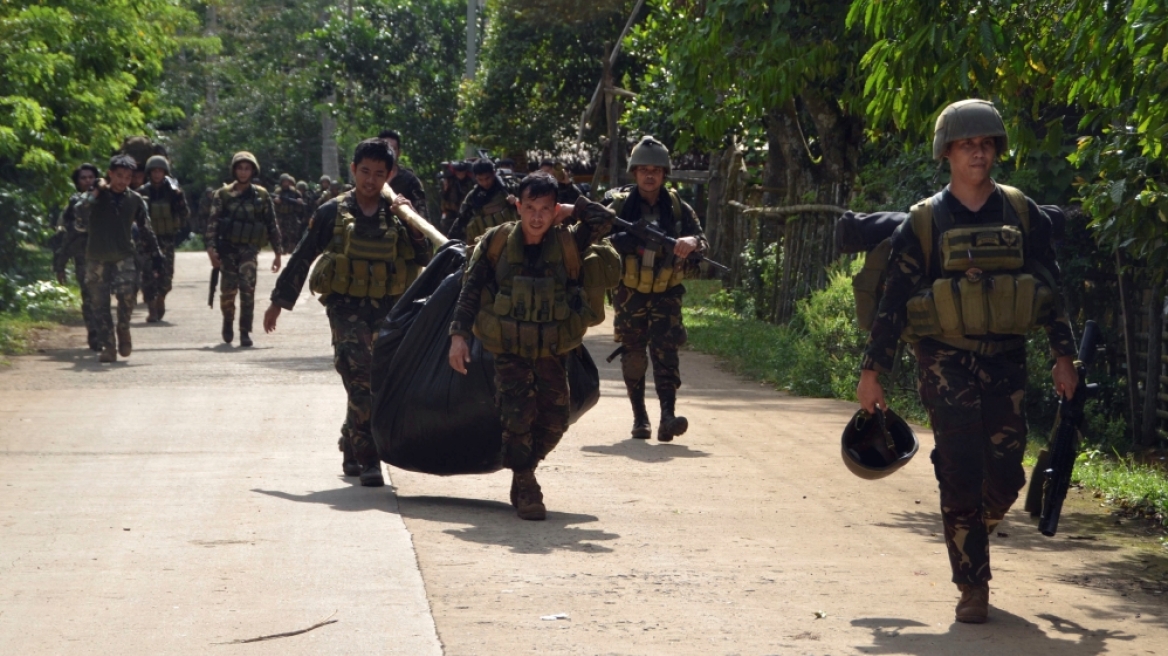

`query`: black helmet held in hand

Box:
[841,408,919,480]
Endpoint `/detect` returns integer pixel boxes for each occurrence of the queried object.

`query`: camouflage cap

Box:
[627,135,672,174]
[933,99,1008,160]
[144,155,170,174]
[231,151,260,173]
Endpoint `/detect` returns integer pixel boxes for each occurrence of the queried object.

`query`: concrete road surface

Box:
[1,252,1165,655]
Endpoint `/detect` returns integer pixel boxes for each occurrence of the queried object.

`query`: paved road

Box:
[1,252,1165,654]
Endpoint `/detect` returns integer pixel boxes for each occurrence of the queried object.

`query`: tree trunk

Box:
[1116,252,1142,448]
[1141,281,1165,446]
[321,99,339,181]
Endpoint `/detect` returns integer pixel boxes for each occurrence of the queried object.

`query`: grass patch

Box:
[1074,450,1168,530]
[0,281,82,359]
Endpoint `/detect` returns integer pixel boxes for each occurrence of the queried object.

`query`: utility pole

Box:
[463,0,481,158]
[205,2,218,111]
[320,4,342,181]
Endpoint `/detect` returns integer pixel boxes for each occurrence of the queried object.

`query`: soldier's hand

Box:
[207,248,221,269]
[271,252,282,273]
[674,236,700,258]
[390,195,414,213]
[573,197,614,228]
[856,369,887,414]
[93,178,108,198]
[152,255,164,277]
[263,303,282,333]
[448,334,471,375]
[1052,355,1078,400]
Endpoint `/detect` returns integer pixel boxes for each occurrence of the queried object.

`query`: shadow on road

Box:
[850,609,1135,655]
[251,481,399,513]
[247,355,335,371]
[38,347,139,371]
[581,439,710,463]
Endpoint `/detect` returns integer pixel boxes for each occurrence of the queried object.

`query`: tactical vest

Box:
[307,193,419,302]
[465,189,518,245]
[903,185,1055,346]
[148,194,179,236]
[276,190,302,220]
[609,188,687,293]
[217,185,270,247]
[471,224,597,358]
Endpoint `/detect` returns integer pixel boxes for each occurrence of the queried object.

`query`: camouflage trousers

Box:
[494,353,570,472]
[277,215,302,256]
[64,252,98,339]
[85,257,137,351]
[915,339,1028,586]
[613,284,688,399]
[140,237,176,303]
[219,249,258,332]
[329,298,394,466]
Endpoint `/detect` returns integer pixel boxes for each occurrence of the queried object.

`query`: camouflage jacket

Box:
[390,167,429,220]
[205,182,282,255]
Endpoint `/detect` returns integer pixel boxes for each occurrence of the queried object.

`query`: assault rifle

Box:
[613,217,730,274]
[1023,320,1101,536]
[208,267,219,308]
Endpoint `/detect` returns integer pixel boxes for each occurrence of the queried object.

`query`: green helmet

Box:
[279,173,294,184]
[933,99,1008,160]
[841,408,919,480]
[144,155,170,174]
[231,151,260,174]
[627,135,672,174]
[320,175,331,184]
[296,180,308,191]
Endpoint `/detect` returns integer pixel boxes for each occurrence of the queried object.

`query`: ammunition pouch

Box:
[581,242,621,326]
[150,200,179,235]
[473,287,587,358]
[905,273,1052,340]
[622,251,684,294]
[466,198,516,245]
[221,193,269,247]
[940,224,1025,272]
[309,194,419,302]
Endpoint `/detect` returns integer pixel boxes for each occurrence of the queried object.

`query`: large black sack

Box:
[370,242,600,476]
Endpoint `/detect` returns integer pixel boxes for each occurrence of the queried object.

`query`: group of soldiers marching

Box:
[48,99,1071,625]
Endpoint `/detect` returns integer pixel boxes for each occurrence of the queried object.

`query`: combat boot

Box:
[87,330,101,352]
[359,461,384,487]
[628,386,652,439]
[99,343,117,363]
[156,295,166,321]
[656,393,688,443]
[955,583,989,624]
[222,316,234,344]
[146,299,160,323]
[339,436,361,477]
[239,330,253,347]
[512,469,546,521]
[116,325,132,357]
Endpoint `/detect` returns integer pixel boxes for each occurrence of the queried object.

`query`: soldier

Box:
[296,180,315,213]
[53,163,101,350]
[378,130,430,221]
[72,154,164,363]
[315,175,335,209]
[274,173,307,255]
[448,172,614,520]
[449,159,518,245]
[193,186,215,237]
[205,152,282,347]
[606,136,707,443]
[539,159,582,205]
[440,161,475,235]
[856,99,1078,624]
[136,155,191,323]
[264,139,431,486]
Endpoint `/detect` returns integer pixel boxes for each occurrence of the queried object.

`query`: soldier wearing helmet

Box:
[604,136,708,443]
[136,155,191,322]
[273,173,307,255]
[855,99,1078,624]
[205,151,283,347]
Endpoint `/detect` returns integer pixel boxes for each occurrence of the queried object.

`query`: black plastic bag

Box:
[371,242,600,476]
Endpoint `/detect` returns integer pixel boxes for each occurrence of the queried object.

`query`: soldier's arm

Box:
[1027,202,1077,359]
[262,193,283,254]
[569,198,616,250]
[205,192,223,244]
[449,198,473,241]
[448,242,493,339]
[270,203,336,310]
[678,201,709,253]
[861,222,924,374]
[404,222,432,266]
[72,191,96,232]
[406,176,429,220]
[173,186,191,224]
[133,196,164,259]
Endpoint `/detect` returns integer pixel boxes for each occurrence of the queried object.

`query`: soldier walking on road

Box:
[137,155,191,323]
[605,136,708,443]
[53,163,101,351]
[449,159,518,245]
[274,173,307,256]
[856,99,1079,624]
[73,155,164,363]
[205,152,282,347]
[379,130,431,221]
[264,139,431,487]
[448,172,615,520]
[440,161,475,236]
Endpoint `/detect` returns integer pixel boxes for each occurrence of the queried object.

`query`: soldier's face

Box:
[475,173,495,190]
[517,191,557,243]
[131,170,146,188]
[634,166,665,195]
[149,169,165,185]
[454,170,468,180]
[234,162,255,183]
[350,157,390,202]
[107,167,133,194]
[76,169,96,191]
[945,136,997,183]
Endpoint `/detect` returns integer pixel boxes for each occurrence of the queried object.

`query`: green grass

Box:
[0,281,82,359]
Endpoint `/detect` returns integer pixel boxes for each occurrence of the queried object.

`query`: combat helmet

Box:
[841,408,919,480]
[296,180,308,191]
[279,173,294,184]
[627,136,672,174]
[144,155,170,174]
[230,151,260,173]
[320,175,332,184]
[933,99,1008,160]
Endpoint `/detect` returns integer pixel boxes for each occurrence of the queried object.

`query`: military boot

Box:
[955,584,989,624]
[656,392,688,443]
[339,436,361,477]
[99,343,117,363]
[222,315,234,344]
[628,386,652,439]
[87,330,101,352]
[116,325,132,357]
[146,299,160,323]
[512,469,546,521]
[156,295,166,321]
[239,330,253,347]
[359,460,384,487]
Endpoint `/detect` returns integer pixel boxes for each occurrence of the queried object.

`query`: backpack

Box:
[482,223,620,327]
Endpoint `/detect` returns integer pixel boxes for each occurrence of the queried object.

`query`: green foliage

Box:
[0,280,79,356]
[1075,450,1168,529]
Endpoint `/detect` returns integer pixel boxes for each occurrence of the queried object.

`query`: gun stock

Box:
[613,216,729,274]
[208,267,219,308]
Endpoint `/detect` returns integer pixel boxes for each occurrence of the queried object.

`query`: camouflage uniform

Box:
[449,177,518,245]
[390,167,430,220]
[271,192,431,471]
[606,186,708,437]
[274,186,307,255]
[440,174,475,236]
[137,177,191,317]
[73,188,162,359]
[52,192,98,348]
[206,184,281,337]
[862,188,1076,586]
